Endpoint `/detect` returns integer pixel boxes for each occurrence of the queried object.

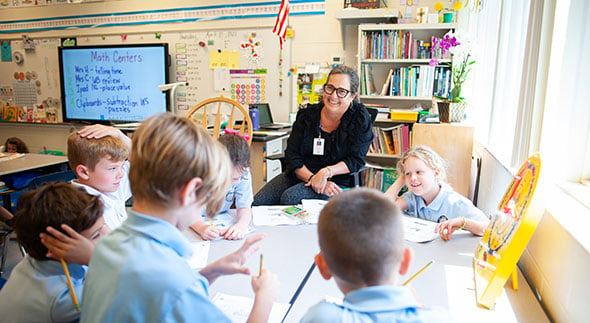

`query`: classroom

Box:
[0,0,588,322]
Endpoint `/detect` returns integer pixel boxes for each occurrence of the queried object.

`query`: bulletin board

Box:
[0,28,291,122]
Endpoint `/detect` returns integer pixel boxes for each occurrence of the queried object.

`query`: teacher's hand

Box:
[322,181,343,197]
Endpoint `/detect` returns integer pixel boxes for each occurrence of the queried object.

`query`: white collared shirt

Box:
[71,160,132,229]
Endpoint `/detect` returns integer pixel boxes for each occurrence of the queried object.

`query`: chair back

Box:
[28,170,76,190]
[366,107,379,124]
[185,96,253,145]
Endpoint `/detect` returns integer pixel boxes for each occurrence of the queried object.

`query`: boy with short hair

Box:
[81,114,279,322]
[191,133,254,240]
[302,188,452,322]
[0,182,108,322]
[67,124,131,230]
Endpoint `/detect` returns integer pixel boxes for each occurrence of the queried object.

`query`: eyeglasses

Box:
[323,84,351,98]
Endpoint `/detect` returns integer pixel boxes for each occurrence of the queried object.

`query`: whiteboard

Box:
[0,27,291,122]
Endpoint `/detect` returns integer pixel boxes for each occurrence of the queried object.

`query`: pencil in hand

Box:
[60,258,80,313]
[402,260,434,286]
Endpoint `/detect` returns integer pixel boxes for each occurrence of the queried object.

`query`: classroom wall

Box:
[475,142,589,323]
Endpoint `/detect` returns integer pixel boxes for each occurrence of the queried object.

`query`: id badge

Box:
[313,138,325,155]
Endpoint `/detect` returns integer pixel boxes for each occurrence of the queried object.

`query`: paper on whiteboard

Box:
[213,67,231,91]
[212,292,290,323]
[402,215,438,243]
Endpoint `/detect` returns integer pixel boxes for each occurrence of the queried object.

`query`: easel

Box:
[473,153,542,309]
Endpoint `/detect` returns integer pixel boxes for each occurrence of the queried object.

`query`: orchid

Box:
[430,31,475,103]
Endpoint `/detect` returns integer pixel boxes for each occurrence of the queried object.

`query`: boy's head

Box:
[14,182,105,260]
[316,188,412,289]
[218,134,250,185]
[67,131,129,192]
[397,145,447,183]
[130,114,231,222]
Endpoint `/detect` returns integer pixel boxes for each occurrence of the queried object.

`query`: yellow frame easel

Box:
[473,153,542,309]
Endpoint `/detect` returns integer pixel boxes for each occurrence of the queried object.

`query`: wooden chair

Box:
[185,96,253,145]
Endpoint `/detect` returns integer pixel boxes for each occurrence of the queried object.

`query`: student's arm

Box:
[436,217,491,240]
[223,207,251,240]
[190,218,221,241]
[40,224,96,265]
[199,233,264,284]
[247,269,280,323]
[77,124,132,151]
[384,175,408,210]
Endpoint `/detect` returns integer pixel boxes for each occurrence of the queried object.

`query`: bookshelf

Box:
[357,23,455,110]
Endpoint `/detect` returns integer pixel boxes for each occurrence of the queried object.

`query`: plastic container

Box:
[249,108,260,131]
[389,110,419,122]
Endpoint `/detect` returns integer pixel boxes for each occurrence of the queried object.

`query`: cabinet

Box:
[250,134,289,194]
[357,23,455,110]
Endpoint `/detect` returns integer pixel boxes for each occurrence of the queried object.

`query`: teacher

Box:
[253,65,373,205]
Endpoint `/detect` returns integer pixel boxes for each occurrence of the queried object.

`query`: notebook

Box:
[249,103,291,130]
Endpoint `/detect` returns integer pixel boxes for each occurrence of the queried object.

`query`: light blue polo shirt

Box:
[402,183,488,223]
[201,168,253,218]
[300,285,453,322]
[0,255,86,323]
[81,210,230,323]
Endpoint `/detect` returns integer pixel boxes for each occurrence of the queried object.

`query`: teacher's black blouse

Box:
[285,101,373,187]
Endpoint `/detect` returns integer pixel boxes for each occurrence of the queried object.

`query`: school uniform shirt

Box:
[71,160,132,230]
[0,255,86,323]
[81,210,230,323]
[202,168,253,217]
[402,183,488,223]
[300,285,453,323]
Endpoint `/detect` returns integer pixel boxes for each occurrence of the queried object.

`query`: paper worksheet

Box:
[252,206,301,226]
[301,199,328,224]
[212,292,290,323]
[182,229,210,269]
[402,215,439,243]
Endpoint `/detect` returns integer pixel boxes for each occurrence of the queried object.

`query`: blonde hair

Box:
[397,145,447,183]
[319,188,403,285]
[67,132,128,171]
[130,113,231,215]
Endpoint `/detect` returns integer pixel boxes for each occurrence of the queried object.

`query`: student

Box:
[302,188,452,322]
[191,133,253,240]
[67,124,132,230]
[81,114,279,322]
[0,182,108,322]
[384,145,490,240]
[37,125,130,265]
[4,136,29,153]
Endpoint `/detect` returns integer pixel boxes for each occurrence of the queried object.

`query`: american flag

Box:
[273,0,290,49]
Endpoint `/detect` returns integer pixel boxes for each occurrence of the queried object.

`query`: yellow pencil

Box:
[209,218,214,227]
[402,260,434,286]
[60,258,80,313]
[259,253,263,276]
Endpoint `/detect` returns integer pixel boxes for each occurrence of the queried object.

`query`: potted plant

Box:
[430,31,475,123]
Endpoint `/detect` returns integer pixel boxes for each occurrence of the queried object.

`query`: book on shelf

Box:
[361,29,435,60]
[368,124,410,157]
[380,68,394,96]
[364,103,391,121]
[361,64,378,95]
[360,162,401,192]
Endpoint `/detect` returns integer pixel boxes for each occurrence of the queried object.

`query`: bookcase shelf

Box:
[357,23,455,109]
[360,58,451,64]
[360,95,432,101]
